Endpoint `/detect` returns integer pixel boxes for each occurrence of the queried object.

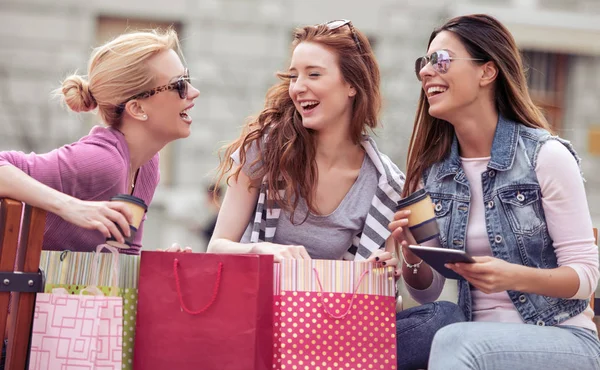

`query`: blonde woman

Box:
[0,29,199,254]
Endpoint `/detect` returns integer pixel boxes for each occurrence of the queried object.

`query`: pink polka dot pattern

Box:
[273,291,397,370]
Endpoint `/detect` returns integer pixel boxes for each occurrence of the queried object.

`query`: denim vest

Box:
[423,116,589,326]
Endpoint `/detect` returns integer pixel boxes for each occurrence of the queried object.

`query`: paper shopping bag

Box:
[273,259,398,370]
[133,252,274,370]
[39,249,140,369]
[42,284,138,369]
[29,245,124,370]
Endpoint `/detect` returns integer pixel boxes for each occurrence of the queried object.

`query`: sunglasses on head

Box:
[116,69,190,113]
[414,50,483,81]
[322,19,363,53]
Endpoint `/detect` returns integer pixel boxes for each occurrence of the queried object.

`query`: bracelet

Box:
[400,245,423,274]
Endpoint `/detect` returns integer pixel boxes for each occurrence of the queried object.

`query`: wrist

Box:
[400,246,422,264]
[400,245,425,275]
[49,192,74,216]
[512,264,530,292]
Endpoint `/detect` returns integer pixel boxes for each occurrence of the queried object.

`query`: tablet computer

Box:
[407,245,475,280]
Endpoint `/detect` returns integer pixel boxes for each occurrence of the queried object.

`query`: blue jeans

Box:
[429,322,600,369]
[396,301,466,369]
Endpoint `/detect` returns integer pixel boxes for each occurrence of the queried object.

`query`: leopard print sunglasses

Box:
[116,69,190,113]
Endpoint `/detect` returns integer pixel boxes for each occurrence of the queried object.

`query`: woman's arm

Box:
[0,164,132,243]
[389,210,446,302]
[517,140,597,298]
[0,141,135,243]
[207,168,310,261]
[207,168,261,254]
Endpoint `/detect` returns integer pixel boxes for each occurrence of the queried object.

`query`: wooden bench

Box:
[0,198,46,369]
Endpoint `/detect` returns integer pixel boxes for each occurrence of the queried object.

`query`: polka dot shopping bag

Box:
[273,260,398,370]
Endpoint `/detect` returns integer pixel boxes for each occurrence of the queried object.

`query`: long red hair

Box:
[216,22,381,219]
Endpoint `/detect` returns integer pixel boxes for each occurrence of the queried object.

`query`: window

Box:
[522,50,569,132]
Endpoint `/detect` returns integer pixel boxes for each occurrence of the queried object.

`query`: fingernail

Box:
[382,261,387,266]
[375,257,380,262]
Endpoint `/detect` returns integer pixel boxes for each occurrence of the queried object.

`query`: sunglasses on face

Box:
[414,50,483,81]
[116,69,190,113]
[323,19,363,53]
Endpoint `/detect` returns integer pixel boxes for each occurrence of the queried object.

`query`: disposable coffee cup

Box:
[106,194,148,249]
[396,189,441,246]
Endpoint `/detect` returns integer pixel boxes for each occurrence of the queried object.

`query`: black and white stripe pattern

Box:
[249,136,405,261]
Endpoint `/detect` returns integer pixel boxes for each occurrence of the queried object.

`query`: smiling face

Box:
[137,49,200,141]
[418,31,485,123]
[287,42,356,133]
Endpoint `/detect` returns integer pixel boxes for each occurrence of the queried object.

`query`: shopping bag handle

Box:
[81,244,120,296]
[174,259,223,315]
[313,267,369,319]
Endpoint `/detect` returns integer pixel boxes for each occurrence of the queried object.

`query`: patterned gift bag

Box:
[274,260,398,370]
[30,245,124,369]
[29,290,123,369]
[38,248,140,370]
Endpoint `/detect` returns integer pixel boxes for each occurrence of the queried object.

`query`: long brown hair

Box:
[403,14,551,196]
[216,22,381,218]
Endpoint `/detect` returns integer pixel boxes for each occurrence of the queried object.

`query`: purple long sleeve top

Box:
[0,126,160,254]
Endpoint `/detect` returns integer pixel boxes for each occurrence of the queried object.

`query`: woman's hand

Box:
[366,248,399,269]
[446,256,522,294]
[158,243,193,253]
[251,242,311,262]
[388,209,435,288]
[388,209,417,248]
[367,236,400,281]
[58,198,133,244]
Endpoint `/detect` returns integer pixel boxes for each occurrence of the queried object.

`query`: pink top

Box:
[0,126,160,254]
[406,140,598,331]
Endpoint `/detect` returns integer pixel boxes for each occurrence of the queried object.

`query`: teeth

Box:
[427,86,447,95]
[300,101,319,108]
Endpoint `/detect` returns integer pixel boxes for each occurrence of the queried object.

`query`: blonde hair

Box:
[59,28,182,127]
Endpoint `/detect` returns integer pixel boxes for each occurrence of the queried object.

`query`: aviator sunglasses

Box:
[323,19,363,53]
[116,69,190,113]
[414,50,483,81]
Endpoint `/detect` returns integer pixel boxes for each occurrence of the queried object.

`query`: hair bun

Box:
[61,75,97,112]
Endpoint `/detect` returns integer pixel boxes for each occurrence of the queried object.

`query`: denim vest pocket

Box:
[431,197,453,244]
[498,188,544,235]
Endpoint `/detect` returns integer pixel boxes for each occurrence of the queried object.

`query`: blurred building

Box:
[1,0,599,252]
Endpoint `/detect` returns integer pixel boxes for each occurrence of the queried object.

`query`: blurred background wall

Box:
[1,0,599,258]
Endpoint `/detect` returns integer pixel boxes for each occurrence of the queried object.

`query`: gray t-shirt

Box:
[234,146,378,259]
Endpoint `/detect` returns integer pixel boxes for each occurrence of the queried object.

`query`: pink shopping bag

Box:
[29,245,123,370]
[133,252,273,370]
[273,260,398,370]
